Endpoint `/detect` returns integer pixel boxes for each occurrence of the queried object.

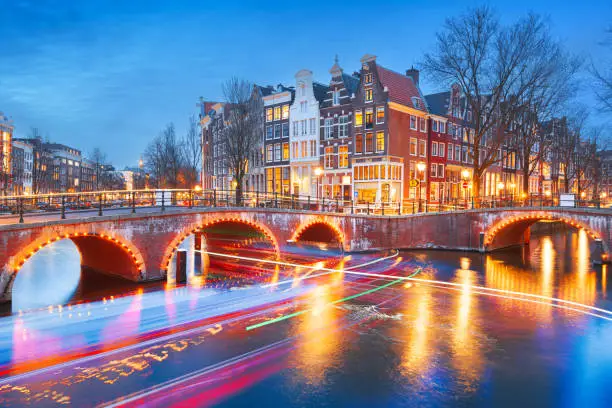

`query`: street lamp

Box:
[461,169,471,208]
[417,162,426,212]
[314,167,323,199]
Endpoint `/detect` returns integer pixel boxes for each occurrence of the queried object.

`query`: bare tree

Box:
[28,127,52,194]
[591,28,612,113]
[88,147,108,190]
[222,77,263,204]
[511,44,580,194]
[144,123,185,188]
[423,7,562,199]
[557,113,586,193]
[181,114,201,188]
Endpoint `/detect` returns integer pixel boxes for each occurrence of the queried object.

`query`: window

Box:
[355,134,363,154]
[310,140,316,158]
[440,122,445,134]
[438,164,444,178]
[462,146,468,163]
[293,122,298,137]
[282,123,289,138]
[282,104,289,119]
[274,106,281,121]
[300,101,307,112]
[274,124,281,139]
[266,108,273,122]
[282,143,289,160]
[300,120,306,136]
[339,145,349,168]
[410,138,417,156]
[376,132,385,152]
[266,145,273,162]
[420,117,426,132]
[324,146,334,169]
[309,118,316,135]
[364,73,373,84]
[365,88,373,102]
[455,145,460,162]
[291,142,297,159]
[410,116,417,130]
[432,120,438,132]
[266,125,273,140]
[355,110,363,127]
[432,141,438,157]
[274,143,281,161]
[301,141,307,158]
[375,106,385,124]
[333,90,340,105]
[431,163,437,177]
[339,115,348,138]
[447,144,453,160]
[365,108,374,129]
[324,118,333,139]
[365,133,373,153]
[418,139,426,157]
[439,143,445,158]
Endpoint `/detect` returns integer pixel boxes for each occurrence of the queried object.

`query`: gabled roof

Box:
[313,82,330,103]
[425,91,450,116]
[376,65,428,112]
[342,73,360,96]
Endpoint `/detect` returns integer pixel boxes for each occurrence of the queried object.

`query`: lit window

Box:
[365,108,374,129]
[266,108,273,122]
[355,110,363,127]
[365,133,373,153]
[266,145,273,162]
[282,143,289,160]
[339,145,349,168]
[282,105,289,119]
[376,132,385,152]
[376,106,385,124]
[274,106,281,121]
[365,88,373,102]
[410,138,417,156]
[364,73,373,84]
[355,134,363,154]
[324,146,334,169]
[418,139,426,157]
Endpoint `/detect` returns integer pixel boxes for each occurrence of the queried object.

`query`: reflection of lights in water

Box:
[12,240,81,313]
[577,229,590,277]
[541,237,555,309]
[460,257,471,271]
[603,264,608,299]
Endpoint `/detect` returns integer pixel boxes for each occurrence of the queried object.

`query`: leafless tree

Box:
[144,123,185,188]
[510,43,580,194]
[222,77,263,204]
[181,114,201,188]
[88,147,108,190]
[557,113,587,193]
[423,7,562,199]
[591,28,612,113]
[28,127,52,194]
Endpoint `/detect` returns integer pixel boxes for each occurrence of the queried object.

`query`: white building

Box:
[289,70,328,196]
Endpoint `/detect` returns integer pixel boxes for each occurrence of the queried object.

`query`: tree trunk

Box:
[522,165,530,196]
[472,172,481,208]
[235,181,243,206]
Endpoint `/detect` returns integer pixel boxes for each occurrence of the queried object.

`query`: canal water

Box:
[2,223,612,407]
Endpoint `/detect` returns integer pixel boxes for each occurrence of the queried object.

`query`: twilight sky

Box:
[0,0,610,167]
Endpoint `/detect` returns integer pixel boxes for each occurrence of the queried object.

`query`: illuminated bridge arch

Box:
[161,217,281,272]
[484,213,604,252]
[4,231,146,299]
[291,219,345,248]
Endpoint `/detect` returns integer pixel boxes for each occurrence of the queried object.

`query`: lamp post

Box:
[461,169,470,209]
[314,167,323,200]
[417,162,426,212]
[497,181,505,205]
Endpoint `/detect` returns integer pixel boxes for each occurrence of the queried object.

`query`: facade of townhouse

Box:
[319,57,359,201]
[0,112,13,194]
[263,85,294,195]
[11,139,33,194]
[289,69,328,197]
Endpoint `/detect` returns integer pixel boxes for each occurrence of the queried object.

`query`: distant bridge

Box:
[0,202,610,304]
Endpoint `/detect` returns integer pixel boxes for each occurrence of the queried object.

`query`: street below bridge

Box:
[1,225,612,407]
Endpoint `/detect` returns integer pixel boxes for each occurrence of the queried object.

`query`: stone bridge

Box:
[1,207,610,303]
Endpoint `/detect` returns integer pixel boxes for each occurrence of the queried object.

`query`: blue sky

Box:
[0,0,610,167]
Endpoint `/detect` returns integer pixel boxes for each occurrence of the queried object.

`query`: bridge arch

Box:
[484,213,604,252]
[161,217,281,273]
[291,219,345,248]
[3,231,146,301]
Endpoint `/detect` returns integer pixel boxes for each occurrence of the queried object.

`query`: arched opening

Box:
[292,221,344,248]
[7,233,145,313]
[485,215,602,255]
[163,219,280,285]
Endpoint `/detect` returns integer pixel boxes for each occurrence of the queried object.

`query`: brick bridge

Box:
[1,207,610,303]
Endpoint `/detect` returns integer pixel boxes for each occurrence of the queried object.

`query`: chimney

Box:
[406,66,419,86]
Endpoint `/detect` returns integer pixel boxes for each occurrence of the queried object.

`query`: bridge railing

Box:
[0,189,608,224]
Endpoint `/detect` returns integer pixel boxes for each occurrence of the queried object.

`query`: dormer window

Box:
[412,97,421,109]
[364,73,373,84]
